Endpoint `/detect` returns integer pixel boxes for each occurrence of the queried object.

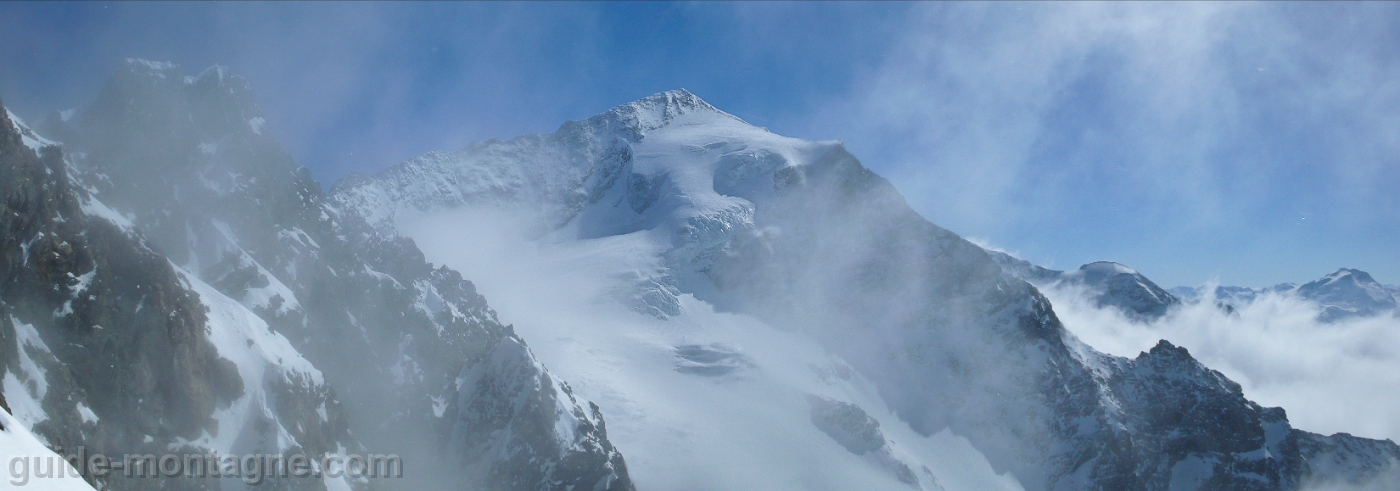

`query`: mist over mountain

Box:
[985,252,1180,322]
[993,249,1400,463]
[332,85,1400,489]
[1165,268,1399,323]
[2,60,630,491]
[2,60,1397,491]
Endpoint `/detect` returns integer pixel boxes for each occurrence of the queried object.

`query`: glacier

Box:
[333,89,1400,490]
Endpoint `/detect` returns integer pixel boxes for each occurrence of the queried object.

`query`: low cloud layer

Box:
[1044,281,1400,443]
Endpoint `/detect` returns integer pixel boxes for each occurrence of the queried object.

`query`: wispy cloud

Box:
[794,3,1400,287]
[2,2,1394,288]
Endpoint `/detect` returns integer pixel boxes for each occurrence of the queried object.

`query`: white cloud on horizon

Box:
[1044,280,1400,444]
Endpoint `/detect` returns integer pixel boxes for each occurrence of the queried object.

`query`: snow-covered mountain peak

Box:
[1073,261,1140,279]
[1315,268,1378,287]
[120,57,179,76]
[543,89,750,149]
[321,86,1400,490]
[78,59,265,139]
[1061,262,1179,320]
[1295,267,1396,321]
[598,88,739,134]
[332,88,832,240]
[988,257,1182,321]
[1171,267,1397,322]
[1299,268,1392,301]
[114,58,248,94]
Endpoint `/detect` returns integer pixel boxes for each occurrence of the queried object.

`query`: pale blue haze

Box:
[1,1,1395,288]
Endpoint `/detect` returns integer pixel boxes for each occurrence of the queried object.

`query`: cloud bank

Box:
[1044,281,1400,443]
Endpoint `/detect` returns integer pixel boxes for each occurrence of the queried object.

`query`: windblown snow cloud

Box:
[1044,281,1400,444]
[3,2,1395,286]
[796,2,1400,287]
[396,205,1028,491]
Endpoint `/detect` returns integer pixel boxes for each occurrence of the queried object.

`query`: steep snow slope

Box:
[347,91,1025,490]
[335,89,1399,490]
[399,209,1022,491]
[1,405,96,491]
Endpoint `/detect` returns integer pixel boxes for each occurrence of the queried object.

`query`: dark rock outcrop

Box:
[987,251,1179,321]
[6,59,634,491]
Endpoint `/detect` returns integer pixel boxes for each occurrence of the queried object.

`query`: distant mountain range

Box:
[988,250,1398,324]
[2,59,1397,491]
[1172,269,1398,322]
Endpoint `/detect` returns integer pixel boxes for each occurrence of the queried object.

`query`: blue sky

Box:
[1,2,1396,288]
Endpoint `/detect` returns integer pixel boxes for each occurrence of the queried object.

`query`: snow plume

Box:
[1043,280,1400,444]
[373,98,1058,488]
[354,87,1400,487]
[398,204,1025,490]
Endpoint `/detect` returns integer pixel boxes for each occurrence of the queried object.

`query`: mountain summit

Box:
[334,88,1400,490]
[602,88,740,133]
[1295,268,1397,321]
[5,66,1399,491]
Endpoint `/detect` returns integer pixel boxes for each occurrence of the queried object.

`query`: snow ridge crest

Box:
[591,89,744,135]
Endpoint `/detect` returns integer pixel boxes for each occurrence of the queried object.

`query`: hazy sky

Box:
[1,2,1395,287]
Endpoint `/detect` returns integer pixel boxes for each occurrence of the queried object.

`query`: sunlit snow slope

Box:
[334,90,1400,491]
[339,91,1021,490]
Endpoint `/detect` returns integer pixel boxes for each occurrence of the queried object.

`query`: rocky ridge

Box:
[3,60,632,491]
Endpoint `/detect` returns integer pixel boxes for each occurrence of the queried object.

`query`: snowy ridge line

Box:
[339,87,1400,490]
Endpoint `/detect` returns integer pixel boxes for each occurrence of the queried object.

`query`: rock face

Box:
[3,60,631,491]
[5,99,348,491]
[987,251,1179,321]
[334,89,1399,490]
[453,337,632,491]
